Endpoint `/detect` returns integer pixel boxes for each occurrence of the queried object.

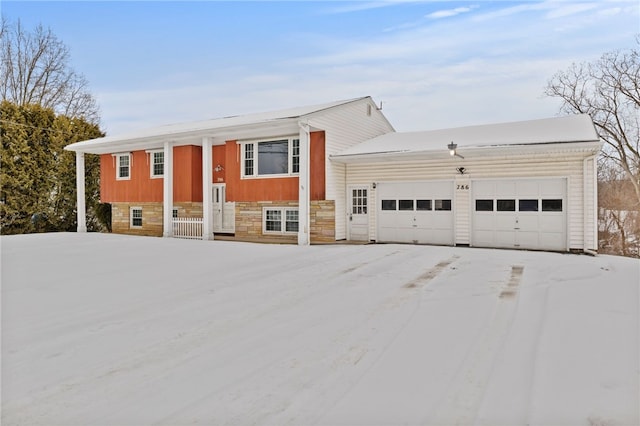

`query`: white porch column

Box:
[162,141,174,237]
[298,123,311,245]
[75,151,87,232]
[202,137,213,240]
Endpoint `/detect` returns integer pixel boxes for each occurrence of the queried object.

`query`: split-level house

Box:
[65,96,602,252]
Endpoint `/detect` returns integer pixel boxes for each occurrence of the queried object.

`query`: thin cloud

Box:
[324,0,431,14]
[426,5,478,19]
[545,2,598,19]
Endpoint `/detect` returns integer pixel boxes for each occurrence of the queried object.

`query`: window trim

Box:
[240,137,301,178]
[262,207,299,235]
[130,206,142,228]
[113,153,132,180]
[146,149,164,178]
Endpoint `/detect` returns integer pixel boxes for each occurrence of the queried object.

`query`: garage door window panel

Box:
[542,199,563,212]
[381,200,396,211]
[497,199,516,211]
[475,199,493,211]
[416,200,431,211]
[399,200,414,211]
[435,199,452,211]
[519,199,539,212]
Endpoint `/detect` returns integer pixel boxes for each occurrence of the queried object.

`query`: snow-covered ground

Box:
[2,232,638,426]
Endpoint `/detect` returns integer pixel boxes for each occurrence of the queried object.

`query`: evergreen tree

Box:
[1,101,104,234]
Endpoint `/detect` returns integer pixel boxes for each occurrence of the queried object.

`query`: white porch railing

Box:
[172,217,203,239]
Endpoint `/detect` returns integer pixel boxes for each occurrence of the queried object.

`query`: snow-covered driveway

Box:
[2,233,638,425]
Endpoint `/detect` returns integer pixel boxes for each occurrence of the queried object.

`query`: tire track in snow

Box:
[314,254,461,425]
[426,265,524,426]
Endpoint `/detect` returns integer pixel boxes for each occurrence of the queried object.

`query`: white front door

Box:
[212,184,225,232]
[348,186,369,241]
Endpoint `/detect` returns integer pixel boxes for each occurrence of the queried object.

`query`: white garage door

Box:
[472,178,567,251]
[377,181,454,245]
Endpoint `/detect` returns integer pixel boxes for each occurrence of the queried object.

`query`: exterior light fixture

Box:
[214,164,224,172]
[447,141,464,159]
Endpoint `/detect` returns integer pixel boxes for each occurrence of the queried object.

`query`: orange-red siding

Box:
[100,131,325,203]
[224,131,326,202]
[101,146,203,203]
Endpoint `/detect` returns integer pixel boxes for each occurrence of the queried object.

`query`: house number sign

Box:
[456,184,469,190]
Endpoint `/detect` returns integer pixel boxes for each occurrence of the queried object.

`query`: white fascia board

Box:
[330,140,603,164]
[64,118,301,155]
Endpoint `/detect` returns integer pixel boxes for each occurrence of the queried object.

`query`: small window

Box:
[172,208,178,218]
[416,200,431,211]
[117,154,131,180]
[265,209,282,232]
[519,199,538,212]
[292,139,300,174]
[542,199,563,212]
[352,189,367,214]
[497,199,516,211]
[398,200,414,211]
[475,199,493,211]
[434,199,452,211]
[285,210,299,232]
[244,144,254,176]
[130,207,142,228]
[381,200,396,211]
[151,151,164,177]
[263,207,298,234]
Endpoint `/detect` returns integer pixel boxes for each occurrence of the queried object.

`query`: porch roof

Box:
[331,114,602,163]
[65,97,371,154]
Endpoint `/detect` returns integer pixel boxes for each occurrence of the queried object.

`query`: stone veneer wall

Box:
[111,202,203,237]
[235,200,335,243]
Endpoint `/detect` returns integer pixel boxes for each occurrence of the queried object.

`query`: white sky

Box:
[4,1,638,135]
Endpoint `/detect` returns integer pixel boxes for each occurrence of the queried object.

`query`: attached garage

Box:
[377,181,454,245]
[472,178,567,251]
[332,114,602,253]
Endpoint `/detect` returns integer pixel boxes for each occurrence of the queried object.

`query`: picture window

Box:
[242,137,300,177]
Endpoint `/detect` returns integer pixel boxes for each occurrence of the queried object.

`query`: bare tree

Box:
[0,17,99,124]
[545,38,640,208]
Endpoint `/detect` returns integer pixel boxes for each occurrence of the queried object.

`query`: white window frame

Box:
[240,136,300,178]
[114,153,132,180]
[146,149,164,178]
[130,206,143,228]
[262,207,299,235]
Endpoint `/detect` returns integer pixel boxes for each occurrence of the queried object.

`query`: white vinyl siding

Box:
[305,99,394,240]
[345,151,590,250]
